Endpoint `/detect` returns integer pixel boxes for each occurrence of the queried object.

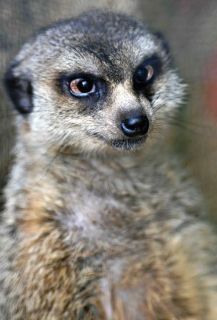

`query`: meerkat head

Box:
[5,10,185,155]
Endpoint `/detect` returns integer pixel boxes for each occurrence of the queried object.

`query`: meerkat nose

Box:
[120,114,149,137]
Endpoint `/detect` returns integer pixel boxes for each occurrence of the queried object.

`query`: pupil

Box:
[135,68,148,83]
[77,79,93,93]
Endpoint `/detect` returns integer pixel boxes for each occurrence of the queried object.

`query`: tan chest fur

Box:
[1,146,216,319]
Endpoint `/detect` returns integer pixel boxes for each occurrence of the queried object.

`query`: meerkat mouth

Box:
[93,134,146,150]
[87,130,147,150]
[110,137,146,150]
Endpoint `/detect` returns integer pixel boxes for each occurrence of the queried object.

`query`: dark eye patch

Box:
[60,74,97,97]
[57,73,107,114]
[59,73,107,101]
[133,54,162,98]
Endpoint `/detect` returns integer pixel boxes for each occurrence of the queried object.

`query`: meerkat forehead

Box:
[13,10,164,80]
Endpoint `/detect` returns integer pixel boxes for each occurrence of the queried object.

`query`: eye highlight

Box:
[69,78,96,97]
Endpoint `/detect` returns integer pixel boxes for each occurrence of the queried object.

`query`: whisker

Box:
[157,114,217,136]
[167,112,217,129]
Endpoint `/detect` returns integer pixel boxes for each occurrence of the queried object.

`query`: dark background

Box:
[0,0,217,223]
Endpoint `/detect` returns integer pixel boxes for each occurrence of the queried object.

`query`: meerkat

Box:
[0,9,217,320]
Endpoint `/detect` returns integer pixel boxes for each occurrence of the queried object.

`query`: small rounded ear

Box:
[153,31,170,56]
[4,64,33,114]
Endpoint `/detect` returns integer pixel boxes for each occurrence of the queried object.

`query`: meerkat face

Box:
[5,10,185,154]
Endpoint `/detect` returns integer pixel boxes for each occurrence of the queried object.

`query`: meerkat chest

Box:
[58,183,156,246]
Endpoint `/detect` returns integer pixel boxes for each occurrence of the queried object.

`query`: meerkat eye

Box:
[69,78,96,97]
[133,55,162,92]
[134,65,154,84]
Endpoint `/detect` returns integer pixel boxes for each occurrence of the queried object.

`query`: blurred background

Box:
[0,0,217,223]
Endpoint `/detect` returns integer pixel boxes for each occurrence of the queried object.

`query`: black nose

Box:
[121,115,149,137]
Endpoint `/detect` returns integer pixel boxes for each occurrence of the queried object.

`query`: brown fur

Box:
[0,10,217,319]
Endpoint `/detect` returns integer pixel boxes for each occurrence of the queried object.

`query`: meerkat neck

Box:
[3,129,173,235]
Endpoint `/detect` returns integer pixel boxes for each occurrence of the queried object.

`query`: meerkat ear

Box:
[4,65,33,114]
